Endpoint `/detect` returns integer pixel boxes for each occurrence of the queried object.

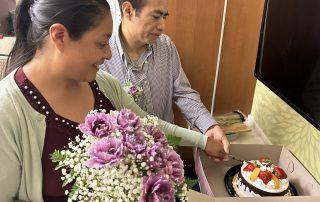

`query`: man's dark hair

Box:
[118,0,148,14]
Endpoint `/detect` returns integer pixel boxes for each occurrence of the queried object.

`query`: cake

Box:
[232,157,291,197]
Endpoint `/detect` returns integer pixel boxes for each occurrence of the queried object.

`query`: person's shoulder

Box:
[0,73,16,101]
[110,33,117,46]
[152,34,177,57]
[96,70,122,90]
[156,34,175,47]
[0,77,23,155]
[0,75,21,121]
[108,34,118,55]
[103,33,122,69]
[95,70,125,104]
[97,69,117,81]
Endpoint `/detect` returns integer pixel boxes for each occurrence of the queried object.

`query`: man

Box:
[102,0,229,160]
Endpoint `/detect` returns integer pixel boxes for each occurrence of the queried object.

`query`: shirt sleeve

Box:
[103,74,208,150]
[170,41,217,133]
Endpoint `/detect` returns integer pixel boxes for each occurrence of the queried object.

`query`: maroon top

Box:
[14,67,115,202]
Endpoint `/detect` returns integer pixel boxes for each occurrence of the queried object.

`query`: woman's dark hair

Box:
[5,0,110,75]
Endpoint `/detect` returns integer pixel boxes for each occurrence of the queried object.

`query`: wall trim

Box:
[211,0,228,114]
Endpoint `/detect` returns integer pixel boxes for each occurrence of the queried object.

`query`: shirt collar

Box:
[115,23,125,61]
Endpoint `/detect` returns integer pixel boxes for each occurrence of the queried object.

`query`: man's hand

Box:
[205,125,230,161]
[204,136,227,162]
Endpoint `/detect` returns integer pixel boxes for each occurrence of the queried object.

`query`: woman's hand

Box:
[204,135,229,162]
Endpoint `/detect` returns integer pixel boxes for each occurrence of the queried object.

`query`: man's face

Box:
[130,0,168,44]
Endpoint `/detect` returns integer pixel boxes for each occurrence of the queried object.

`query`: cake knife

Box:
[229,154,245,163]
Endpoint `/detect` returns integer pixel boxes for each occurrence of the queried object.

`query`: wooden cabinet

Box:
[213,0,265,116]
[165,0,265,127]
[165,0,225,127]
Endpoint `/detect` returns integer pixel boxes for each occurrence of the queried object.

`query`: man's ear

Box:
[121,1,135,20]
[49,23,69,52]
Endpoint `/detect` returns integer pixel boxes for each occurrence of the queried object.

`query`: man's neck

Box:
[120,23,147,61]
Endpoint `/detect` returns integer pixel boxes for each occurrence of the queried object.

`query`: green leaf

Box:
[62,178,70,187]
[166,134,181,150]
[69,183,79,197]
[70,170,76,180]
[50,150,66,162]
[54,164,64,171]
[185,178,199,189]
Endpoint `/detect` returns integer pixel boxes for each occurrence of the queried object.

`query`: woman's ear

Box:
[49,23,69,52]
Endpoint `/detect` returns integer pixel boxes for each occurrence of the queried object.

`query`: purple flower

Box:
[146,126,168,146]
[164,150,185,184]
[86,137,124,168]
[116,109,141,133]
[125,132,147,154]
[79,113,116,138]
[129,86,139,95]
[145,142,167,170]
[140,174,175,202]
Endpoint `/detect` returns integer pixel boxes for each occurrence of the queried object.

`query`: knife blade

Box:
[229,154,244,163]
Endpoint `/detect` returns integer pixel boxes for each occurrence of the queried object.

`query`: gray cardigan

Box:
[0,69,207,202]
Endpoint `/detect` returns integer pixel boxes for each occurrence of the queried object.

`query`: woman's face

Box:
[62,11,113,82]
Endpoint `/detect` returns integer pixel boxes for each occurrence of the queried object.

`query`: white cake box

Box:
[191,144,320,202]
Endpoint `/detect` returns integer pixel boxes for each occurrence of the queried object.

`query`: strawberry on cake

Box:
[232,157,291,197]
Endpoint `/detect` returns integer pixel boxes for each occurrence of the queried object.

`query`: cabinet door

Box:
[165,0,225,127]
[213,0,265,115]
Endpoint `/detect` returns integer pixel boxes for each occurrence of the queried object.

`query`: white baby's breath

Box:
[52,110,188,201]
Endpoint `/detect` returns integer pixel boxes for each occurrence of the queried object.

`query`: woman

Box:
[0,0,229,201]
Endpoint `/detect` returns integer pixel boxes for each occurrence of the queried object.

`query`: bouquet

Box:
[51,109,196,201]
